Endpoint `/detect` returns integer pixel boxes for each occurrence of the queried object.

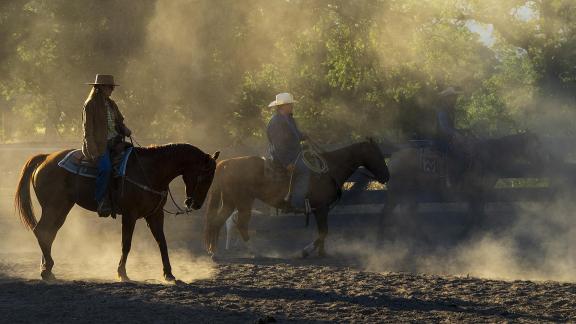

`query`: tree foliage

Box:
[0,0,574,144]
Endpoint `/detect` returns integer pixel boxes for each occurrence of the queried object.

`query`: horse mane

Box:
[322,141,370,157]
[317,142,374,170]
[134,143,205,158]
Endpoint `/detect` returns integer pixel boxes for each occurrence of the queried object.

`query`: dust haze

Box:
[328,199,576,282]
[1,1,575,283]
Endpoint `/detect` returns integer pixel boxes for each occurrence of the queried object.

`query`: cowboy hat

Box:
[268,92,297,107]
[439,87,462,97]
[86,74,119,86]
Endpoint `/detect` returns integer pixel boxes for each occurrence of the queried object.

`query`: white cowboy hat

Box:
[268,92,297,107]
[439,87,462,97]
[86,74,119,86]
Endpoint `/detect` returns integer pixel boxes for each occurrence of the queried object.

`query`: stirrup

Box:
[97,199,112,217]
[304,199,312,214]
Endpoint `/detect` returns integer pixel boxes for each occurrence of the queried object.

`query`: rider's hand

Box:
[286,164,295,172]
[123,126,132,137]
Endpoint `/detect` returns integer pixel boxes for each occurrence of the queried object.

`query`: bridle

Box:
[178,162,215,214]
[125,136,214,217]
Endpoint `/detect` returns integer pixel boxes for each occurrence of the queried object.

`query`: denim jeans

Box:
[95,149,112,203]
[289,158,311,209]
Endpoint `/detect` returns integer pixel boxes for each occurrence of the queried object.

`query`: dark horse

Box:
[204,140,390,257]
[15,143,219,282]
[384,132,549,221]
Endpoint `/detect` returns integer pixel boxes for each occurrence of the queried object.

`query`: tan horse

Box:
[15,144,219,282]
[204,140,390,257]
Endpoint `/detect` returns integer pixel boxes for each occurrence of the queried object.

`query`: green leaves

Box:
[0,0,574,143]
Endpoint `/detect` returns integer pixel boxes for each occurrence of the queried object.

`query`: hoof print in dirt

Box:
[255,315,276,323]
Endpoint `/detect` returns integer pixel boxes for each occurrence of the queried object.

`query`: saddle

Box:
[58,147,133,178]
[417,146,447,176]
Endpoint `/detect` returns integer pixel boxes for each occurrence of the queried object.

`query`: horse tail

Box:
[204,163,224,254]
[14,154,48,231]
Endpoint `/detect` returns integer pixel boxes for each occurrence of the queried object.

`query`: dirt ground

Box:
[1,257,575,323]
[1,145,575,323]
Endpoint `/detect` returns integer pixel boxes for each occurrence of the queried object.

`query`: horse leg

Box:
[207,201,235,257]
[303,207,328,258]
[146,212,174,282]
[235,202,256,256]
[224,211,239,250]
[117,214,136,282]
[33,203,73,281]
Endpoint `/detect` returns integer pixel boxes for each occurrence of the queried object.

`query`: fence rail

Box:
[2,139,575,208]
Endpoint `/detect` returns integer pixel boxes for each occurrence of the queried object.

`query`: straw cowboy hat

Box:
[439,87,462,97]
[86,74,119,86]
[268,92,297,107]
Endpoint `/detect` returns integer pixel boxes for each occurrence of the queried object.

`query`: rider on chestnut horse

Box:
[266,92,310,212]
[82,74,132,217]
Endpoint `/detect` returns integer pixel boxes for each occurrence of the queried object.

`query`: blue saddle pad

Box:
[57,147,133,178]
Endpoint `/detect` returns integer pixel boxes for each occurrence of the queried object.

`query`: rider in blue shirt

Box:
[436,87,469,182]
[436,87,464,143]
[266,93,310,211]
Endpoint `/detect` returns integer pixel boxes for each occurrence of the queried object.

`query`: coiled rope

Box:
[301,138,329,174]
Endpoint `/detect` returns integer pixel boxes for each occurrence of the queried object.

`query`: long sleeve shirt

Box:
[266,113,304,167]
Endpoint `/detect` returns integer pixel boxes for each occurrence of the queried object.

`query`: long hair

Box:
[84,85,106,107]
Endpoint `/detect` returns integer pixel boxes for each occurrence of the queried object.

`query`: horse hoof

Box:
[164,273,176,283]
[301,250,309,259]
[41,270,56,281]
[118,275,131,282]
[174,279,185,286]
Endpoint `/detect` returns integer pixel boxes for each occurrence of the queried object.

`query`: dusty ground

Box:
[1,257,575,323]
[1,145,575,323]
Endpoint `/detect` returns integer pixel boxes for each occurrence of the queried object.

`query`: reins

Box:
[291,138,380,225]
[127,136,194,217]
[306,137,378,182]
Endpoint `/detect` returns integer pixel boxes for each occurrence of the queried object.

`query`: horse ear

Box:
[366,136,375,144]
[212,151,220,160]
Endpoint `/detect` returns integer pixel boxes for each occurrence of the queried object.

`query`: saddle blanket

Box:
[57,147,133,178]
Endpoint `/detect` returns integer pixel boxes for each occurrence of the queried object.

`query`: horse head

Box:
[183,151,220,210]
[361,137,390,184]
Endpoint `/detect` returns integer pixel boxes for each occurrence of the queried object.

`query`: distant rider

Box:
[435,86,470,182]
[82,74,131,217]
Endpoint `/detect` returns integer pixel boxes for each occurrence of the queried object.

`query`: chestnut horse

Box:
[15,143,219,282]
[204,140,389,257]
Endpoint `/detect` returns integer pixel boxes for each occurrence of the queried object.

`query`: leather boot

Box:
[97,196,112,217]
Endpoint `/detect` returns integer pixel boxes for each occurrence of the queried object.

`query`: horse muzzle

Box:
[184,197,194,208]
[184,197,202,210]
